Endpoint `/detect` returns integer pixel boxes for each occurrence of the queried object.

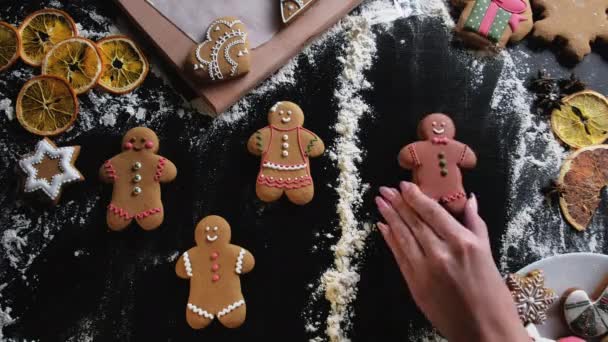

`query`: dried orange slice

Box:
[16,75,78,136]
[96,35,148,94]
[558,145,608,231]
[0,22,20,72]
[18,9,77,67]
[41,37,103,94]
[551,90,608,148]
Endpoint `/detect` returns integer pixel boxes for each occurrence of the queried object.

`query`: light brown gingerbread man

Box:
[398,113,477,216]
[176,215,255,329]
[247,101,325,205]
[99,127,177,231]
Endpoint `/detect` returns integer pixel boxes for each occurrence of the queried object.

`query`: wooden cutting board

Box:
[115,0,362,116]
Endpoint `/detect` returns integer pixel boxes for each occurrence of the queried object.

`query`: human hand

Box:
[375,182,528,342]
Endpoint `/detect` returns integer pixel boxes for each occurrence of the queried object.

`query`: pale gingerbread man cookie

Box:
[454,0,533,50]
[247,101,325,205]
[176,215,255,329]
[99,127,177,231]
[398,113,477,216]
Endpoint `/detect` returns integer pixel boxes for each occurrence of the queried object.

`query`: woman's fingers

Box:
[399,182,463,240]
[377,222,412,276]
[375,196,425,259]
[463,194,489,240]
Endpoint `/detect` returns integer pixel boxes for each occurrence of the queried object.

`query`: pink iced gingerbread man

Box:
[99,127,177,231]
[398,113,477,216]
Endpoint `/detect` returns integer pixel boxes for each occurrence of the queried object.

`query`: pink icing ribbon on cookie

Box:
[478,0,527,37]
[431,137,450,145]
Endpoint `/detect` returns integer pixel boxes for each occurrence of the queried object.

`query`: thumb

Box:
[463,194,488,240]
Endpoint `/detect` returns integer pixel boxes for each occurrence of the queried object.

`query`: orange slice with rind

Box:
[0,22,20,72]
[16,75,79,136]
[41,37,103,94]
[551,90,608,149]
[18,9,77,67]
[96,35,148,94]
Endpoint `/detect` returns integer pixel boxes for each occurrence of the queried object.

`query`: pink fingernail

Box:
[469,193,478,212]
[377,222,387,232]
[375,196,389,209]
[379,186,394,199]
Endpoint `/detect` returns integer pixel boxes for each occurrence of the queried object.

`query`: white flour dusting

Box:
[0,99,13,121]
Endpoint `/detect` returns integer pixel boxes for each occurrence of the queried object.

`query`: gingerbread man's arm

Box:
[176,248,195,279]
[457,144,477,169]
[398,143,421,170]
[99,157,118,184]
[247,127,271,156]
[234,247,255,275]
[300,128,325,158]
[155,156,177,183]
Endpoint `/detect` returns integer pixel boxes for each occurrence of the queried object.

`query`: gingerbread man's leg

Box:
[185,307,214,329]
[136,208,164,231]
[285,185,314,205]
[442,197,467,217]
[255,184,284,203]
[217,301,246,329]
[106,209,133,231]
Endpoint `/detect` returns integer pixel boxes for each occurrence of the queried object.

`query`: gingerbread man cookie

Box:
[247,101,325,205]
[189,17,251,82]
[398,113,477,216]
[532,0,608,62]
[454,0,533,50]
[506,270,558,325]
[563,281,608,338]
[19,138,84,205]
[99,127,177,231]
[176,215,255,329]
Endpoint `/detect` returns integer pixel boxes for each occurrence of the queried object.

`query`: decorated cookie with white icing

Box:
[189,17,250,83]
[506,269,558,325]
[19,138,84,205]
[99,127,177,231]
[563,283,608,338]
[176,215,255,329]
[247,101,325,205]
[281,0,317,24]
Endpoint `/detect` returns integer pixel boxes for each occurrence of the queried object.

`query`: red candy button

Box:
[211,252,219,260]
[212,264,220,271]
[212,274,220,282]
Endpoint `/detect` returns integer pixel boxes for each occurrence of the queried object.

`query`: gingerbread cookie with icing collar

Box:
[99,127,177,231]
[176,215,255,329]
[453,0,533,51]
[398,113,476,216]
[563,279,608,339]
[247,101,325,205]
[189,17,251,83]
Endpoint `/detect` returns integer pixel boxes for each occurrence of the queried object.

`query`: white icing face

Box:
[205,226,219,242]
[431,121,446,135]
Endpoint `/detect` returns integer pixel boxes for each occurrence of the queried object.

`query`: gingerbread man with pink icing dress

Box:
[399,113,477,216]
[247,101,325,205]
[99,127,177,231]
[176,215,255,329]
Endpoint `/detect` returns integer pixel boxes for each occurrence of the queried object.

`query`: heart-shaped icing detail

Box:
[190,17,250,82]
[563,285,608,338]
[281,0,317,24]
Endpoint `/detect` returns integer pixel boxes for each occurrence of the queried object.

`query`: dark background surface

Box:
[1,0,608,341]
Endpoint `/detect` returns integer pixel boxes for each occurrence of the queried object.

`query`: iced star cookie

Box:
[189,17,250,83]
[99,127,177,231]
[19,138,84,205]
[532,0,608,61]
[563,281,608,338]
[176,215,255,329]
[398,113,477,216]
[453,0,533,50]
[247,101,325,205]
[281,0,317,24]
[506,270,557,325]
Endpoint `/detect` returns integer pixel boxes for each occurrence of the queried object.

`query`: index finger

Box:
[399,181,464,240]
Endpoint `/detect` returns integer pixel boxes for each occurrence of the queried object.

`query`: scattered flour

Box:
[0,99,13,121]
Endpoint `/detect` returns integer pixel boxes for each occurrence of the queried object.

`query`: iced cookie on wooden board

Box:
[563,279,608,339]
[398,113,476,216]
[506,269,558,325]
[532,0,608,62]
[247,101,325,205]
[99,127,177,231]
[189,17,251,83]
[176,215,255,329]
[453,0,533,50]
[19,138,84,205]
[281,0,318,24]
